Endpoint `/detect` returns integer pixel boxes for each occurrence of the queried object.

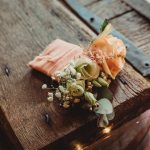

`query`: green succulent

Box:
[75,57,100,80]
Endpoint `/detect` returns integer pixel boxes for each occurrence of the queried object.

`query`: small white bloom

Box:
[69,66,76,76]
[72,79,76,82]
[55,71,60,77]
[64,101,70,105]
[47,96,53,102]
[70,60,75,66]
[87,82,92,86]
[48,92,53,97]
[51,76,55,80]
[60,71,67,77]
[101,72,106,78]
[69,96,73,99]
[74,98,80,103]
[88,85,92,89]
[63,102,70,109]
[65,68,70,74]
[76,72,81,79]
[89,107,93,111]
[55,71,61,77]
[42,84,47,89]
[55,92,61,98]
[56,88,59,92]
[103,76,107,80]
[55,71,61,75]
[66,96,70,100]
[59,86,69,94]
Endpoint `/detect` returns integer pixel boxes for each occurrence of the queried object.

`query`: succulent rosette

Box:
[75,56,100,80]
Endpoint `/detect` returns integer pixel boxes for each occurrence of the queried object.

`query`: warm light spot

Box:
[75,144,83,150]
[102,126,112,134]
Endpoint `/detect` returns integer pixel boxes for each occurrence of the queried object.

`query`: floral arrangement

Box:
[40,20,126,128]
[28,20,126,128]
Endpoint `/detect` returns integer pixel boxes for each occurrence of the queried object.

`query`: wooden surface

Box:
[82,108,150,150]
[123,0,150,20]
[0,0,150,149]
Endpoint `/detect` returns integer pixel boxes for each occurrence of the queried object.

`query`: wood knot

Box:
[3,65,10,76]
[43,113,51,125]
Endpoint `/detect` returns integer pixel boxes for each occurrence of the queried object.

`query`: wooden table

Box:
[0,0,150,149]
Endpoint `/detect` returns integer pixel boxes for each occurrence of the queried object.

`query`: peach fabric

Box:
[28,39,83,78]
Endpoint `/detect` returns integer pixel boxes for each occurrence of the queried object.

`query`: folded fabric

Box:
[28,39,83,79]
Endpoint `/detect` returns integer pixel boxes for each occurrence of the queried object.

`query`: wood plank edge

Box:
[84,104,150,150]
[41,87,150,149]
[0,86,149,150]
[0,107,23,150]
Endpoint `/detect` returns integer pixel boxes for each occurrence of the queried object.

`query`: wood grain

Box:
[110,11,150,55]
[0,0,96,149]
[0,0,150,149]
[123,0,150,20]
[84,109,150,150]
[77,0,98,6]
[77,0,150,55]
[82,0,132,20]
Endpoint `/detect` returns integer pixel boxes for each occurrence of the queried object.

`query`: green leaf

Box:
[92,80,102,87]
[97,77,109,87]
[95,98,113,115]
[100,19,109,32]
[107,112,115,120]
[76,80,85,90]
[101,88,113,100]
[97,114,109,128]
[84,92,97,105]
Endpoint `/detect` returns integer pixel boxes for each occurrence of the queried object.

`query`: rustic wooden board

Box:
[54,106,150,150]
[78,0,150,55]
[0,0,150,150]
[84,109,150,150]
[123,0,150,20]
[110,11,150,55]
[77,0,96,6]
[80,0,132,20]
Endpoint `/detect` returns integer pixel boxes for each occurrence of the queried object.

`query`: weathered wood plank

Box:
[77,0,150,55]
[123,0,150,20]
[78,0,132,19]
[0,0,96,149]
[0,0,150,150]
[77,0,97,6]
[84,109,150,150]
[110,11,150,55]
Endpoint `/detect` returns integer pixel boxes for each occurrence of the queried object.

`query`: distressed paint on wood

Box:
[78,0,132,19]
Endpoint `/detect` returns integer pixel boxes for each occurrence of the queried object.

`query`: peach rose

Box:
[87,34,126,79]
